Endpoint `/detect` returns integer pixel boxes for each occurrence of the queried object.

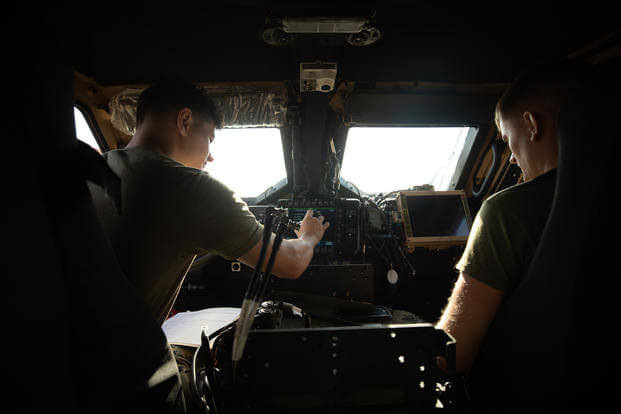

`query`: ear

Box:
[176,108,193,137]
[523,111,539,142]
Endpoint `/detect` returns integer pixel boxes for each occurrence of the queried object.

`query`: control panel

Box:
[277,198,362,262]
[248,198,362,263]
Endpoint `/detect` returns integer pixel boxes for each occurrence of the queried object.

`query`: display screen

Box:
[404,195,470,237]
[286,207,337,246]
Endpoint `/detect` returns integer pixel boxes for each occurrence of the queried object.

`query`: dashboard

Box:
[180,193,471,318]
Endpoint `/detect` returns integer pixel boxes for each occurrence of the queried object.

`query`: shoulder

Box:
[107,147,228,189]
[105,148,243,211]
[104,147,181,175]
[482,169,557,215]
[484,181,528,210]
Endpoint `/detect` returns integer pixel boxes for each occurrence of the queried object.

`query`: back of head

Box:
[495,58,592,128]
[136,76,223,128]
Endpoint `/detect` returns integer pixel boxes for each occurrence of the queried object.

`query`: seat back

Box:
[9,9,185,413]
[468,57,619,411]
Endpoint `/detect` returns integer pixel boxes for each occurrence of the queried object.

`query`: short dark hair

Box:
[136,76,223,128]
[495,58,591,129]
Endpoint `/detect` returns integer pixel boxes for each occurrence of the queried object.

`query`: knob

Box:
[387,269,398,285]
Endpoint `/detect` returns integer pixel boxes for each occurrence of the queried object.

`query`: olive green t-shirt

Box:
[456,169,556,293]
[90,147,263,324]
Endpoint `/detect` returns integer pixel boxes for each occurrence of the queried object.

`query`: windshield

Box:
[203,127,286,198]
[340,126,473,194]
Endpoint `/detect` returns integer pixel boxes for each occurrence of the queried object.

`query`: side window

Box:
[74,106,102,153]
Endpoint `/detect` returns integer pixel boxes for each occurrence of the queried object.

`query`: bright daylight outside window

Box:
[74,106,101,153]
[340,127,473,194]
[203,127,286,198]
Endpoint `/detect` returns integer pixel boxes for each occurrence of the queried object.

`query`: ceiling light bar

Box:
[282,17,368,34]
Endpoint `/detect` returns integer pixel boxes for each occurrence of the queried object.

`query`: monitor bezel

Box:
[396,190,472,252]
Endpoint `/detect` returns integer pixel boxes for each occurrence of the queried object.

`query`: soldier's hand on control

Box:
[294,209,330,245]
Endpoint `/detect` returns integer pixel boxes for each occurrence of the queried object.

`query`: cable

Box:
[363,197,416,278]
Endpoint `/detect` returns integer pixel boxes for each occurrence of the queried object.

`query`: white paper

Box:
[162,307,240,346]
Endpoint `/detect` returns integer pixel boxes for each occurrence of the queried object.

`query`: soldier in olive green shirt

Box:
[91,78,329,324]
[436,60,586,374]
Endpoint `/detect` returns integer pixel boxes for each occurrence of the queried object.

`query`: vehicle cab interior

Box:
[11,1,619,413]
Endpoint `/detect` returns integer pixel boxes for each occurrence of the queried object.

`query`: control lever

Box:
[231,208,297,376]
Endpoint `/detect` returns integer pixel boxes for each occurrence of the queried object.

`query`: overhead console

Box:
[260,7,382,48]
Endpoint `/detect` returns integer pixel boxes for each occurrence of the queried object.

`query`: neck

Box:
[128,125,177,159]
[541,159,558,175]
[527,134,558,181]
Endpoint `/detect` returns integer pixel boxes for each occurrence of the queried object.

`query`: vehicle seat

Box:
[9,11,185,413]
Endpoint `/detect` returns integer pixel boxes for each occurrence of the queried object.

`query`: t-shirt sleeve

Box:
[455,198,530,292]
[187,173,264,261]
